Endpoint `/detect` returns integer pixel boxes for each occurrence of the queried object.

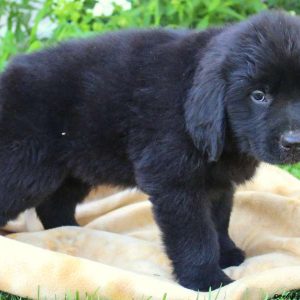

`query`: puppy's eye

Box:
[250,90,268,103]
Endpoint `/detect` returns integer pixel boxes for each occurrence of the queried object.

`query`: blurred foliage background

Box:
[2,0,300,71]
[1,0,300,178]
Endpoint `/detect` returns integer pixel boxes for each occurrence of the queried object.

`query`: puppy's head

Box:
[185,11,300,164]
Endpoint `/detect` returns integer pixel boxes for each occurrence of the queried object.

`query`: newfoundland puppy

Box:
[0,10,300,291]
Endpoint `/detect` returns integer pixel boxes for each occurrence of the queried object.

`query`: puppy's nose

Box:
[280,130,300,150]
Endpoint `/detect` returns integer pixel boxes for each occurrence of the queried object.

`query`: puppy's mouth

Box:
[248,139,300,165]
[278,145,300,164]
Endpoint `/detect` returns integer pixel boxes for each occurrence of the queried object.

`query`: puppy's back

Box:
[0,30,183,132]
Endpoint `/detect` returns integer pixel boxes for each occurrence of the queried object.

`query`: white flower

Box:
[93,0,114,17]
[114,0,131,10]
[37,17,57,39]
[92,0,132,17]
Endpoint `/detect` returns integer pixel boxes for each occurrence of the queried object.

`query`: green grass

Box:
[1,164,300,300]
[280,163,300,179]
[269,290,300,299]
[1,290,300,300]
[0,289,108,300]
[0,292,25,300]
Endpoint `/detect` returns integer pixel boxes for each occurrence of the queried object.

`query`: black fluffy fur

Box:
[1,10,300,291]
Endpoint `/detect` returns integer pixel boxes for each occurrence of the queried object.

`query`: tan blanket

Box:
[1,163,300,299]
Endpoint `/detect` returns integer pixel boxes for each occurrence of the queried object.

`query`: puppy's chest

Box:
[210,155,259,186]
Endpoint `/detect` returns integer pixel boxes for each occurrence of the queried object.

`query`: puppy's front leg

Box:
[210,187,245,269]
[132,139,232,291]
[150,189,232,291]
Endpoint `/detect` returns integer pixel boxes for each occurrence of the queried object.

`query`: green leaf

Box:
[27,40,43,52]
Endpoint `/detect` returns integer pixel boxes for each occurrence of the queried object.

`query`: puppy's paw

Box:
[220,247,245,269]
[179,266,233,291]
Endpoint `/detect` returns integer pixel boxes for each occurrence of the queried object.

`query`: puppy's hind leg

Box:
[0,138,67,227]
[36,177,91,229]
[0,176,65,228]
[0,185,28,227]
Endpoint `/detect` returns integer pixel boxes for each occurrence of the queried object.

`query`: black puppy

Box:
[1,10,300,291]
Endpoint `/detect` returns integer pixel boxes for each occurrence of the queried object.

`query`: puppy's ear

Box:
[184,59,226,162]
